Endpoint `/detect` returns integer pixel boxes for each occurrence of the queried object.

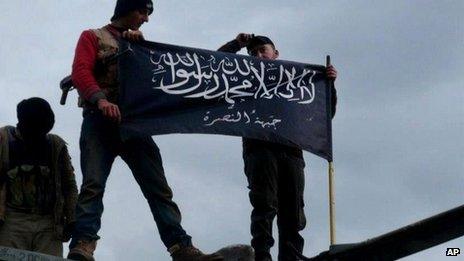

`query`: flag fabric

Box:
[119,40,333,161]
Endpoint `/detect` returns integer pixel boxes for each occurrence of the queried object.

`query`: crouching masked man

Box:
[0,97,78,257]
[68,0,223,260]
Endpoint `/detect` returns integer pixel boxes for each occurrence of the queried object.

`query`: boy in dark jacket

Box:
[218,34,338,261]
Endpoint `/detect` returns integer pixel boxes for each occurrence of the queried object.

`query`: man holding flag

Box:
[67,0,223,260]
[218,34,338,261]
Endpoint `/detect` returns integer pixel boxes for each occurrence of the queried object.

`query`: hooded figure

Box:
[16,97,55,142]
[0,97,78,257]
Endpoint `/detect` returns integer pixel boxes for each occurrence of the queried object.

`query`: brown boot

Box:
[169,244,224,261]
[67,239,97,261]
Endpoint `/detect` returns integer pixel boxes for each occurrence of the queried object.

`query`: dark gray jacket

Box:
[0,126,78,242]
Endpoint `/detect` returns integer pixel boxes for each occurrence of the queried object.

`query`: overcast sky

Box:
[0,1,463,260]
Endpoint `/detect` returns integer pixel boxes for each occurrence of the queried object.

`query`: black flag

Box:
[119,40,333,161]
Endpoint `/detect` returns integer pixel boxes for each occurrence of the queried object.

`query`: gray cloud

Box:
[0,1,462,260]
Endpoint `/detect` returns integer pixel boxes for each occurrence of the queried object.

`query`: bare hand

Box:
[97,99,121,123]
[122,30,145,42]
[326,65,337,82]
[235,33,253,48]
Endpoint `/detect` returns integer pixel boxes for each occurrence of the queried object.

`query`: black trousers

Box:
[243,144,306,261]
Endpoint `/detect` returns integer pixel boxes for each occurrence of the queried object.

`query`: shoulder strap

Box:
[92,27,119,50]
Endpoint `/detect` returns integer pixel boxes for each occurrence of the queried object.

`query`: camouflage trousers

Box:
[0,208,62,257]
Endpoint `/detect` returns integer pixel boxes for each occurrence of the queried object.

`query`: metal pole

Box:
[308,204,464,260]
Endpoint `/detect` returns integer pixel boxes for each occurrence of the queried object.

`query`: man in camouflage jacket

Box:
[0,97,78,257]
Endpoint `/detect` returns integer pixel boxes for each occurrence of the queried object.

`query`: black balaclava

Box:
[16,97,55,142]
[111,0,154,21]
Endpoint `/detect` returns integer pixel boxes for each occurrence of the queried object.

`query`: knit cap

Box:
[111,0,154,21]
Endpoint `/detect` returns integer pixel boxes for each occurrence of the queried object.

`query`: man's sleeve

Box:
[217,39,242,53]
[0,133,5,225]
[58,145,78,227]
[72,30,107,104]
